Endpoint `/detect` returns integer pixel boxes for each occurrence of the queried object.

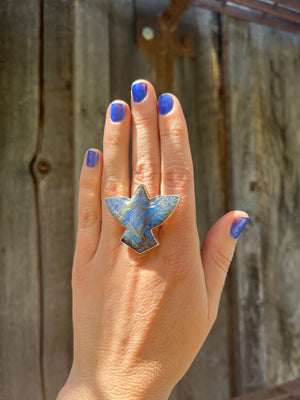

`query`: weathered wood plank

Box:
[109,0,150,102]
[170,9,230,400]
[74,0,110,216]
[108,0,155,173]
[0,1,43,399]
[226,18,300,395]
[36,1,74,398]
[109,3,230,398]
[249,26,300,386]
[226,18,268,395]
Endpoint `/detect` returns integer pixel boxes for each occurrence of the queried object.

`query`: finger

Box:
[131,79,160,197]
[201,210,249,326]
[101,101,131,238]
[74,149,103,267]
[158,93,197,236]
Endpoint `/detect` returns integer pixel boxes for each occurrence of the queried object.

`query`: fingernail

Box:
[132,82,147,103]
[230,216,249,239]
[158,94,173,115]
[86,150,99,168]
[111,103,126,122]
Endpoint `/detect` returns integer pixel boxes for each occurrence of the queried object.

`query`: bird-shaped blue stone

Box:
[105,184,180,253]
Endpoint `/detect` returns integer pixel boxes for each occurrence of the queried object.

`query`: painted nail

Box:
[86,150,99,168]
[111,103,126,122]
[158,94,174,115]
[132,82,147,103]
[230,216,249,239]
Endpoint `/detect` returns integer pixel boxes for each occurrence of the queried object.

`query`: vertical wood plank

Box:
[226,19,268,395]
[73,0,110,215]
[109,0,150,103]
[108,0,156,174]
[227,19,300,395]
[109,3,230,398]
[0,1,43,399]
[249,26,300,385]
[170,9,230,400]
[36,1,74,398]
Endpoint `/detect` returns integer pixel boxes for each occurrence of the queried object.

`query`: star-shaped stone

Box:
[105,184,180,253]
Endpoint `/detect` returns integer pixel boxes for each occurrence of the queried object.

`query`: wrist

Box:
[57,385,170,400]
[57,371,172,400]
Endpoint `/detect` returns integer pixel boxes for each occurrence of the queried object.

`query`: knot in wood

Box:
[249,181,257,192]
[37,159,52,175]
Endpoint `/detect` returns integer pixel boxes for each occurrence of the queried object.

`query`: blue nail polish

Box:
[132,82,147,103]
[111,103,126,122]
[86,150,99,168]
[158,94,173,115]
[230,216,249,239]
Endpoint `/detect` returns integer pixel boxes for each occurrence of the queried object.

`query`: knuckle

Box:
[133,113,154,130]
[133,159,160,183]
[103,132,119,147]
[171,262,190,280]
[79,177,99,203]
[80,176,97,191]
[210,248,232,274]
[103,178,126,198]
[163,162,193,189]
[160,124,184,139]
[78,207,100,230]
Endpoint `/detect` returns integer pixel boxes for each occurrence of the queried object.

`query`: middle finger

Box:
[131,79,160,198]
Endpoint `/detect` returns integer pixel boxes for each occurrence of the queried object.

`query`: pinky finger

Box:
[74,148,103,268]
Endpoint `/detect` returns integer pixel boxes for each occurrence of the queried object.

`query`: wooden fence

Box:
[0,1,299,399]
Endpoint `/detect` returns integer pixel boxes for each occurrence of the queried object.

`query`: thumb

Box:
[201,210,249,324]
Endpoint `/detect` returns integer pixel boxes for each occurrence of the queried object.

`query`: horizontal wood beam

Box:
[229,0,300,24]
[192,0,300,35]
[275,0,300,11]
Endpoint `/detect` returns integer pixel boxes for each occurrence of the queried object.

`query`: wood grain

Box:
[108,0,155,177]
[36,0,74,398]
[0,1,43,398]
[226,18,268,395]
[108,0,151,103]
[226,18,300,395]
[170,9,230,400]
[73,0,110,225]
[249,25,300,386]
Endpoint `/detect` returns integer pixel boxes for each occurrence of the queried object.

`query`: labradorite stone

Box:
[105,184,180,253]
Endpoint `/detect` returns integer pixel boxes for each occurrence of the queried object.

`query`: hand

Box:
[58,80,249,400]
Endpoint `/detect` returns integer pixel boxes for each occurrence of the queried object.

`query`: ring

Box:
[105,184,180,253]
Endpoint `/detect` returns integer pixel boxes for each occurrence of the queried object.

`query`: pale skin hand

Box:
[57,80,249,400]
